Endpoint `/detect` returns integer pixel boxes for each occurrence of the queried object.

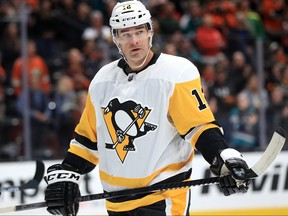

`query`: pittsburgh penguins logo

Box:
[102,98,157,163]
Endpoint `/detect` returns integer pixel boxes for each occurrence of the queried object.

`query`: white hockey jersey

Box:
[68,53,220,211]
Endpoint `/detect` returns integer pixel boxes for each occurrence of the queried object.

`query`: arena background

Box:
[1,0,288,215]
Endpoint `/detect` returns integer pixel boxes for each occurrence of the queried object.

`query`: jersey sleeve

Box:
[169,75,215,131]
[67,92,99,165]
[168,65,223,149]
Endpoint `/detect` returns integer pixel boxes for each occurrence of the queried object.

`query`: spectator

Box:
[102,0,117,25]
[260,0,285,42]
[167,31,184,54]
[228,51,253,94]
[29,0,58,61]
[156,1,181,36]
[180,1,202,39]
[209,64,236,133]
[279,65,288,98]
[226,11,255,61]
[266,86,288,149]
[0,63,6,121]
[55,0,91,49]
[82,40,105,80]
[194,14,226,65]
[64,48,90,91]
[0,1,17,23]
[177,37,202,64]
[201,63,216,87]
[281,20,288,55]
[85,0,107,16]
[82,10,110,43]
[204,0,238,32]
[241,74,269,110]
[147,0,167,9]
[162,43,177,55]
[73,90,88,124]
[81,10,112,66]
[25,0,40,12]
[208,95,232,142]
[150,18,166,53]
[52,74,78,157]
[266,61,284,92]
[237,0,265,40]
[73,1,92,47]
[16,68,52,158]
[0,22,20,84]
[266,42,287,68]
[229,92,259,151]
[11,40,51,97]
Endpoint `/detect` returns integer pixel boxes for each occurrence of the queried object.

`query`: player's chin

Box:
[129,53,145,62]
[129,50,142,57]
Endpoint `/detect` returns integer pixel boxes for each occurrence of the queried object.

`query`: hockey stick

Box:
[0,160,45,193]
[78,127,287,200]
[0,127,285,214]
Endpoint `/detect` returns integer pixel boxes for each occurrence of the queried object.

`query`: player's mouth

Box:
[131,48,140,52]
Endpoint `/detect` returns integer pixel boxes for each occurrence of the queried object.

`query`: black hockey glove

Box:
[44,164,81,216]
[210,148,250,196]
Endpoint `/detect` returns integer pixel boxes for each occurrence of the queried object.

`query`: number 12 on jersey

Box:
[191,88,207,111]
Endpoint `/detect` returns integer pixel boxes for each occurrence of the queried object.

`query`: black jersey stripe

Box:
[106,168,192,203]
[75,132,98,151]
[180,120,221,139]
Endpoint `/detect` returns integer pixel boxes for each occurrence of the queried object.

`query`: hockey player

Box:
[44,1,250,215]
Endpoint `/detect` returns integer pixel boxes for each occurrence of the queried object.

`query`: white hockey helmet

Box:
[110,0,152,36]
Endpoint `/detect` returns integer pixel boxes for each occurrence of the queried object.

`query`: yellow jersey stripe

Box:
[75,93,97,143]
[100,152,194,188]
[191,123,221,149]
[68,144,99,165]
[106,188,189,212]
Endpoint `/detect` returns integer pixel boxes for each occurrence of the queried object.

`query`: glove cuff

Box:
[219,148,243,175]
[210,148,243,176]
[44,169,82,185]
[220,148,243,161]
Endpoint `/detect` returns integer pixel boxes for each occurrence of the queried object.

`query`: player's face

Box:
[116,24,152,66]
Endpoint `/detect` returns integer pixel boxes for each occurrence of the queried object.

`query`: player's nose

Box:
[129,34,139,45]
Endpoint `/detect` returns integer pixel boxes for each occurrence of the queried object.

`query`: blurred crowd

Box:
[0,0,288,160]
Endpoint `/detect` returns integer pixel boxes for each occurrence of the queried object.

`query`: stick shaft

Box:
[15,202,47,212]
[77,176,220,202]
[0,176,219,214]
[0,202,47,214]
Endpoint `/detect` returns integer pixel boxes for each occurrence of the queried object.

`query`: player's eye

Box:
[135,30,144,36]
[120,32,131,40]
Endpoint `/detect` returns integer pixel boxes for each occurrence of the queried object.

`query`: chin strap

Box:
[123,47,151,69]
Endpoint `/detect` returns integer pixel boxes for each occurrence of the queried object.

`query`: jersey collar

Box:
[118,53,160,76]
